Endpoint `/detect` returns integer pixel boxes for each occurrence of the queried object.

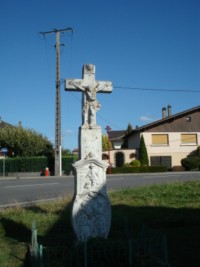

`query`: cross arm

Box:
[65,79,85,92]
[96,81,113,93]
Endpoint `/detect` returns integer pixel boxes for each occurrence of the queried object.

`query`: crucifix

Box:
[65,64,112,128]
[64,64,113,241]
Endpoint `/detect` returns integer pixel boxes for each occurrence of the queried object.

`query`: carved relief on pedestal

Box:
[72,158,111,241]
[72,191,111,241]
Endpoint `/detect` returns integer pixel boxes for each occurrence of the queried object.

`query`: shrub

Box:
[0,157,47,173]
[62,156,77,175]
[139,135,149,166]
[196,146,200,156]
[130,160,141,167]
[181,156,200,171]
[110,166,167,174]
[0,156,77,175]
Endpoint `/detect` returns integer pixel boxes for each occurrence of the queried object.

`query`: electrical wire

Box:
[114,86,200,93]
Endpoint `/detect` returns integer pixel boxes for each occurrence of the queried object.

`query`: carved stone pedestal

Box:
[65,64,112,241]
[71,127,111,241]
[72,157,111,241]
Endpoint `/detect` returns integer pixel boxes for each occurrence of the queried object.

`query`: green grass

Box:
[1,181,200,266]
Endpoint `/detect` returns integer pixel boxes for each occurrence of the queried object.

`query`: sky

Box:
[0,0,200,151]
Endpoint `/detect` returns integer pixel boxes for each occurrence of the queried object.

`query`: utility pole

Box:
[40,27,73,176]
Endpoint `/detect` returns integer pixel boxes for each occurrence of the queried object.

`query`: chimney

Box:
[167,105,172,116]
[162,107,167,119]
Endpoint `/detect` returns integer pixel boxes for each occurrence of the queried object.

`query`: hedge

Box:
[181,156,200,171]
[110,166,168,174]
[0,156,77,175]
[0,157,167,175]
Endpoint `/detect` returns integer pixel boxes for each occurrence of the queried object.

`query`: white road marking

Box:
[5,183,59,188]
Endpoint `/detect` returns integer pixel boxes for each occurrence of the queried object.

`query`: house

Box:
[126,105,200,170]
[102,130,136,167]
[0,118,13,129]
[109,130,126,149]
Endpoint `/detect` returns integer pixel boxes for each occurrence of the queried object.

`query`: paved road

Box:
[0,171,200,208]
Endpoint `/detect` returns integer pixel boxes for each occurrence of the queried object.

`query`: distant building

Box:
[102,105,200,170]
[109,130,126,149]
[0,117,13,129]
[126,105,200,170]
[103,130,136,167]
[72,148,79,156]
[69,105,200,170]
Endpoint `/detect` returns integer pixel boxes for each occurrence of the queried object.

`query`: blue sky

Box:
[0,0,200,150]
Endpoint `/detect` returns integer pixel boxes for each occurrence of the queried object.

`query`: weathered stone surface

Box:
[72,158,111,240]
[65,64,112,241]
[65,64,112,129]
[79,127,102,161]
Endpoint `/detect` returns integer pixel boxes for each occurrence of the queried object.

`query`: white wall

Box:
[103,149,136,167]
[143,132,200,166]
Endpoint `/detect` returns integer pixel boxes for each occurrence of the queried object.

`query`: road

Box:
[0,171,200,208]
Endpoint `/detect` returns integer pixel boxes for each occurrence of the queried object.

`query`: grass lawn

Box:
[0,180,200,266]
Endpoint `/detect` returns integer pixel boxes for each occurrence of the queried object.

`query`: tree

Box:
[181,146,200,170]
[126,123,133,134]
[0,126,53,157]
[139,135,149,166]
[102,135,112,151]
[62,148,72,156]
[122,123,133,148]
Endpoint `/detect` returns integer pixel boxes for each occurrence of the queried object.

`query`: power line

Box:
[114,86,200,93]
[97,113,122,130]
[68,84,200,132]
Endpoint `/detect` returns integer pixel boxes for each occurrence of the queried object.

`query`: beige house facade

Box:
[127,105,200,170]
[102,149,137,167]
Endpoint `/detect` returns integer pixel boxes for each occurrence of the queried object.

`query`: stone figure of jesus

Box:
[68,80,102,127]
[65,64,112,128]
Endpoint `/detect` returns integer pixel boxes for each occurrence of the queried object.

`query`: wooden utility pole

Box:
[40,27,73,176]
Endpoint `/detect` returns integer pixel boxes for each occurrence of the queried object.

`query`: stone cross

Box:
[65,64,112,128]
[64,64,113,241]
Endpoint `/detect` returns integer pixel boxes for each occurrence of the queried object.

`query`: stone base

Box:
[72,190,111,241]
[79,126,102,160]
[72,158,111,241]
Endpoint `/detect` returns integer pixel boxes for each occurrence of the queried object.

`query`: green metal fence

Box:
[4,219,170,267]
[28,220,170,267]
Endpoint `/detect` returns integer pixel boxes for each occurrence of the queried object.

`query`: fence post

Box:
[124,217,129,239]
[30,220,43,267]
[129,240,133,267]
[163,235,169,265]
[39,245,43,267]
[84,241,87,267]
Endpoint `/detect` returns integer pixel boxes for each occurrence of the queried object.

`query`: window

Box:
[181,134,197,145]
[150,156,172,169]
[185,116,191,122]
[102,153,109,160]
[130,153,136,159]
[152,134,169,145]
